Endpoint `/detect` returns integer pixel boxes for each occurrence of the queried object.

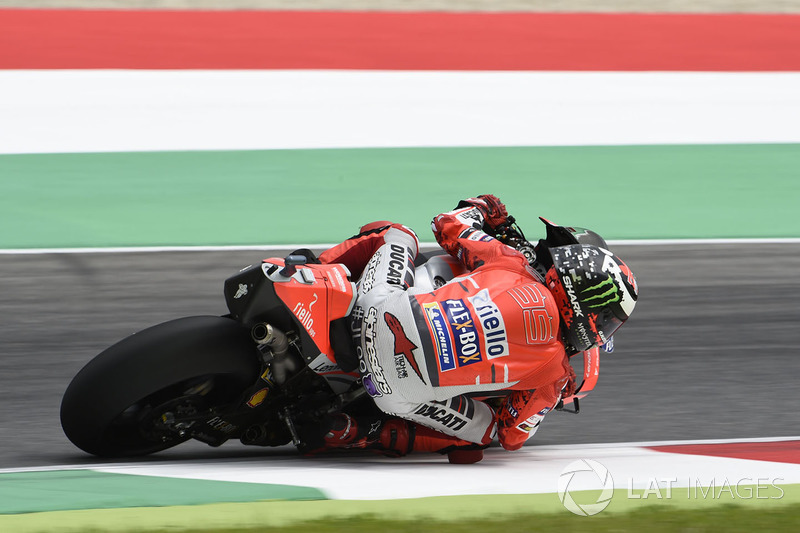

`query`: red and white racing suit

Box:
[320,207,576,451]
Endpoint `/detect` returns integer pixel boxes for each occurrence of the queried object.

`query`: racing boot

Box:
[323,414,486,463]
[411,424,487,464]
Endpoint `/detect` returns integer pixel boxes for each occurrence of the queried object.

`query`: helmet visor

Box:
[595,307,624,345]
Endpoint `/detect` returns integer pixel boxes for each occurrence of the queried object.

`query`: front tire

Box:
[61,316,260,457]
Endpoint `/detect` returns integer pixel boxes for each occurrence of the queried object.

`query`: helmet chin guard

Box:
[545,244,638,353]
[557,345,601,414]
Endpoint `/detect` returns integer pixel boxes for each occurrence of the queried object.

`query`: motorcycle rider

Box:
[311,195,638,463]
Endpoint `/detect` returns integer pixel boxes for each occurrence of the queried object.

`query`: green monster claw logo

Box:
[581,277,620,309]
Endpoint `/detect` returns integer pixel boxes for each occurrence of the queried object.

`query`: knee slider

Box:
[384,225,420,257]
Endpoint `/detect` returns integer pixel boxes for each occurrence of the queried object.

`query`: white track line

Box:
[3,436,798,500]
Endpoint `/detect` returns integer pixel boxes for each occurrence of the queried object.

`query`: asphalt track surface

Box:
[1,243,799,469]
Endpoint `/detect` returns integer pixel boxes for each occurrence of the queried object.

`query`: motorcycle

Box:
[60,217,606,458]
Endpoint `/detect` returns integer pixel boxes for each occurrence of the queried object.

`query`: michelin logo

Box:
[423,302,456,372]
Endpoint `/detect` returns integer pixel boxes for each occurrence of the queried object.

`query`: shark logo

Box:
[384,312,425,384]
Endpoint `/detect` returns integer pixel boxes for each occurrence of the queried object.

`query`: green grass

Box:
[4,488,798,532]
[85,504,800,533]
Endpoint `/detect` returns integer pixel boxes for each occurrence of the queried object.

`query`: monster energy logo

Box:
[582,278,620,309]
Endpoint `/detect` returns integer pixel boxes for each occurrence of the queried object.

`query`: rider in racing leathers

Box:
[312,195,639,462]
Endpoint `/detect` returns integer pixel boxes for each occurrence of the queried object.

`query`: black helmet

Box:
[545,244,638,353]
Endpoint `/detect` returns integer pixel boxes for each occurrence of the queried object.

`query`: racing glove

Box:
[457,194,510,231]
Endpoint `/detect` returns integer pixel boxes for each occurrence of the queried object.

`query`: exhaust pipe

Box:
[251,323,289,355]
[251,323,296,384]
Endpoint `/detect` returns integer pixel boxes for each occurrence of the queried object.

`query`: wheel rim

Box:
[100,374,242,455]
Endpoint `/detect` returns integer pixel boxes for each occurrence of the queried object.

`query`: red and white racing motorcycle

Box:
[60,218,603,458]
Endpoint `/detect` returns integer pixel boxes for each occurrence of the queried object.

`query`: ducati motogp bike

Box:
[60,218,604,458]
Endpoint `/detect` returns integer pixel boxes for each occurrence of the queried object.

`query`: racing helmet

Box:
[544,244,639,353]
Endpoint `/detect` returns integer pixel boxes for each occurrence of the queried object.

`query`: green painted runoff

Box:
[1,144,798,249]
[0,470,325,515]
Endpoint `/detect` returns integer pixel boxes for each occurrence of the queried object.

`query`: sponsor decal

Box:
[414,404,468,431]
[506,403,519,417]
[386,243,411,288]
[422,302,456,372]
[468,288,509,359]
[367,419,383,439]
[330,266,348,292]
[246,388,269,408]
[207,416,237,434]
[361,372,381,397]
[309,355,341,374]
[360,251,381,293]
[234,283,248,299]
[385,312,424,383]
[358,307,392,397]
[582,277,620,308]
[394,354,408,379]
[292,293,318,338]
[516,413,543,433]
[467,230,494,242]
[457,207,484,227]
[507,399,550,434]
[602,336,615,353]
[442,298,483,367]
[575,322,594,349]
[562,275,584,317]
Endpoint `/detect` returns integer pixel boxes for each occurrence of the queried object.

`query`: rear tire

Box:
[60,316,259,457]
